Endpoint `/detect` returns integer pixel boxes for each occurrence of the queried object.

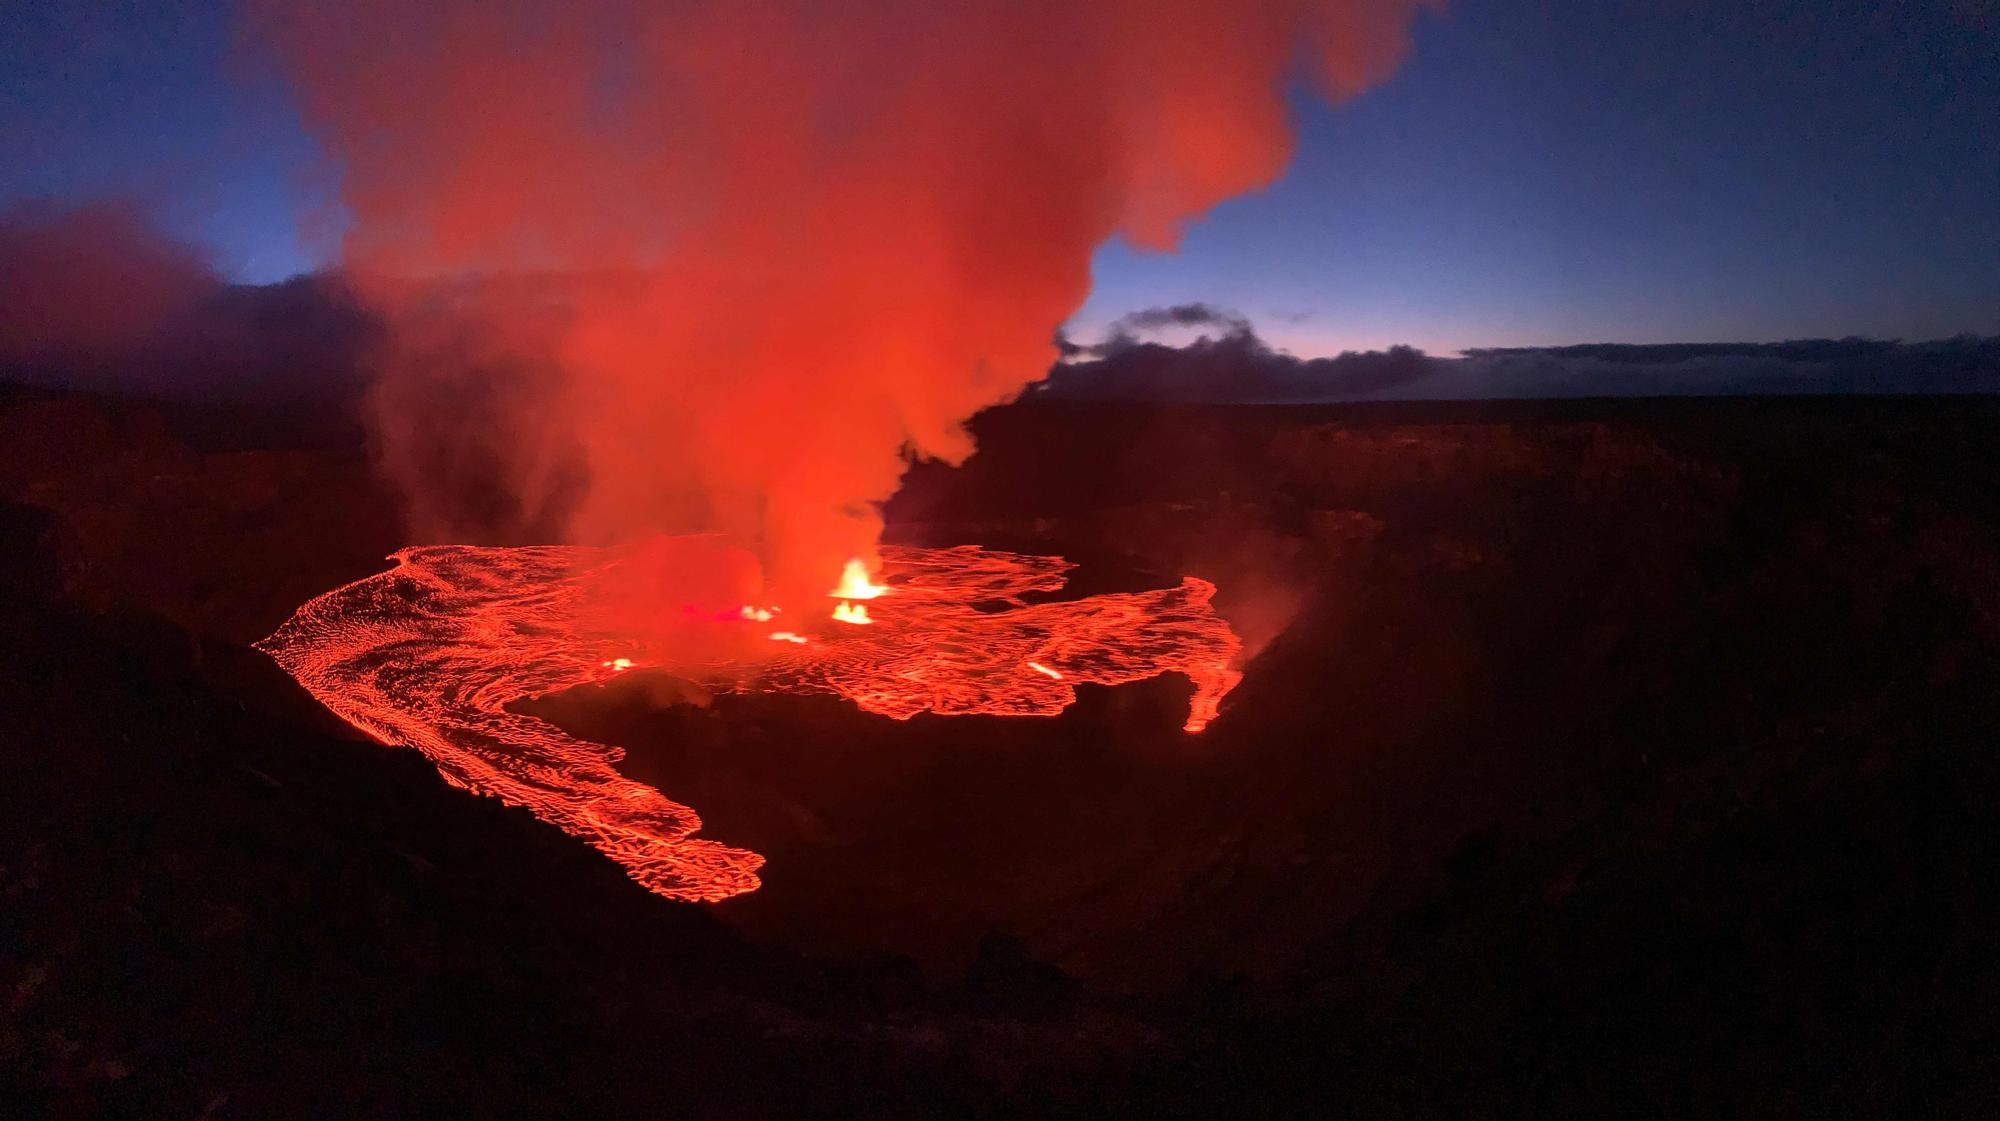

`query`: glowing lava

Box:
[256,543,1242,901]
[829,556,888,625]
[831,558,890,600]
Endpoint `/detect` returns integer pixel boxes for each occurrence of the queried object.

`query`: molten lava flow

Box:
[257,543,1242,901]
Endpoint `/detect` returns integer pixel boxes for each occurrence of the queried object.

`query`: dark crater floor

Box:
[6,389,2000,1118]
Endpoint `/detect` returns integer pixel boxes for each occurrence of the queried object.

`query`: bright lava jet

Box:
[257,544,1243,901]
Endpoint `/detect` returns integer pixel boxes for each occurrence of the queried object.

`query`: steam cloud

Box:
[249,0,1435,605]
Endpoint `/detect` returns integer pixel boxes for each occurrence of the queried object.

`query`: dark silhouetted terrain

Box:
[1040,325,2000,401]
[5,387,2000,1118]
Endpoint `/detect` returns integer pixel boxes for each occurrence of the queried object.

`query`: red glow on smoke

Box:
[257,543,1241,901]
[245,0,1433,606]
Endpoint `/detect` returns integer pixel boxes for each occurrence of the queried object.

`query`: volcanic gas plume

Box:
[246,0,1429,897]
[250,0,1434,604]
[258,543,1241,900]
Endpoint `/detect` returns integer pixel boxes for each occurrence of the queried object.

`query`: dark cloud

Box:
[0,201,221,379]
[1436,337,2000,398]
[1461,338,1908,366]
[1037,319,1433,401]
[10,212,1996,414]
[1035,320,2000,402]
[1108,302,1253,338]
[0,202,377,405]
[1062,303,1260,360]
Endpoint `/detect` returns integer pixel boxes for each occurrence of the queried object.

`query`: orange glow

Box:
[250,0,1431,610]
[830,558,890,601]
[256,543,1242,902]
[830,557,888,625]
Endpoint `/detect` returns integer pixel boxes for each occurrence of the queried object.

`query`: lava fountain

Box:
[258,543,1241,901]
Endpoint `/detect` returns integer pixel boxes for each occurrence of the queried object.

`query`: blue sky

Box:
[1070,0,2000,354]
[2,0,333,281]
[5,0,1996,356]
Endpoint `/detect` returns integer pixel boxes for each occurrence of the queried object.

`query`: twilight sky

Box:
[5,0,1996,356]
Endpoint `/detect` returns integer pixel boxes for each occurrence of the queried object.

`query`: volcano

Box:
[8,389,2000,1116]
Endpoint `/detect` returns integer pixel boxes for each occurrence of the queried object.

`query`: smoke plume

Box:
[0,202,221,388]
[249,0,1434,605]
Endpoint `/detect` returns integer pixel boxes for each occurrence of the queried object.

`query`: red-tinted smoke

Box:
[249,0,1433,606]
